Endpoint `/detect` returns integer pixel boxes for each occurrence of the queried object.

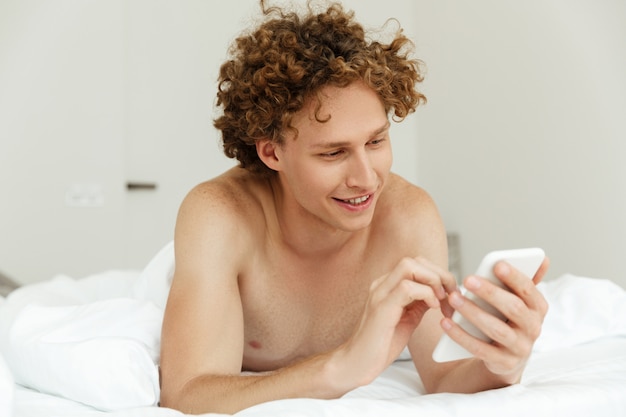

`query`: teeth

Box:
[346,195,369,205]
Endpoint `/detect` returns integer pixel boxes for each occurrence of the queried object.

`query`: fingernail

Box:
[496,262,510,276]
[465,276,480,290]
[449,291,464,308]
[441,318,452,330]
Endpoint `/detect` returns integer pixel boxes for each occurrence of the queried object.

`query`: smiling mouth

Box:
[334,195,371,206]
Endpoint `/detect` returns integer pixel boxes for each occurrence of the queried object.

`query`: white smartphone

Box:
[432,247,545,362]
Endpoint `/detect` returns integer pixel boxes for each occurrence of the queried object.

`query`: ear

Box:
[256,139,282,171]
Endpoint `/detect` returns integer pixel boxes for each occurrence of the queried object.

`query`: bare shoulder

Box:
[177,169,267,247]
[180,168,266,223]
[385,174,438,207]
[375,174,448,266]
[172,167,273,287]
[378,174,443,232]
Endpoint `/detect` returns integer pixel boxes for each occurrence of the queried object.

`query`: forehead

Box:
[288,82,388,143]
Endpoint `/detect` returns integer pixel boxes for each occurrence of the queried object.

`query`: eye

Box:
[368,137,386,147]
[320,149,345,159]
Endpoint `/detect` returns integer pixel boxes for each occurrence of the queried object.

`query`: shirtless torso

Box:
[221,169,446,372]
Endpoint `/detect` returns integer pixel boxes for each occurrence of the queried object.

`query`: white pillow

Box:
[0,353,14,417]
[534,274,626,351]
[3,297,162,411]
[132,240,176,310]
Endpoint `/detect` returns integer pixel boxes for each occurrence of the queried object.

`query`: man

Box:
[159,2,549,414]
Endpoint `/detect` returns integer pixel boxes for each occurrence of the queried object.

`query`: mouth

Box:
[333,194,372,206]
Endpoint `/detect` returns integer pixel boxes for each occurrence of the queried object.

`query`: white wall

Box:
[412,1,626,288]
[0,0,419,284]
[5,1,623,289]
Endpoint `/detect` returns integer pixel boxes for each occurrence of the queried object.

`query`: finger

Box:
[442,315,526,376]
[449,286,516,345]
[440,314,503,360]
[464,273,531,324]
[375,258,448,300]
[447,290,518,347]
[440,297,455,319]
[441,294,533,369]
[464,273,547,345]
[403,279,441,309]
[388,279,441,311]
[492,262,548,314]
[413,256,458,295]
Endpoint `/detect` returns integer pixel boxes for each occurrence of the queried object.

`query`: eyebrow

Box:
[311,121,391,150]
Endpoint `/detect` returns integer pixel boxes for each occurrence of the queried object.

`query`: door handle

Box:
[126,182,157,191]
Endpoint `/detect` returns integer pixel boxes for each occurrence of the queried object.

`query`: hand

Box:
[442,257,550,381]
[338,257,456,387]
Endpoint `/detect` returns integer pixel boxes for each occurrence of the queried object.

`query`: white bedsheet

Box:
[1,247,626,417]
[9,337,626,417]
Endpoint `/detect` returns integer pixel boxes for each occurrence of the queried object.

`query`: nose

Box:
[345,150,376,189]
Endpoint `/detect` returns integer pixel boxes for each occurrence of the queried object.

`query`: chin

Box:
[338,213,376,233]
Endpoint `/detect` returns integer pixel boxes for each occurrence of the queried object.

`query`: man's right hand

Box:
[331,257,456,389]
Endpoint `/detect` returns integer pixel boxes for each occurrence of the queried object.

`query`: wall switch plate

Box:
[65,183,104,207]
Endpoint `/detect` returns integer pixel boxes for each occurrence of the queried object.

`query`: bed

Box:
[2,242,626,417]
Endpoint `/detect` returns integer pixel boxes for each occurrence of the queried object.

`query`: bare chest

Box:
[238,253,383,372]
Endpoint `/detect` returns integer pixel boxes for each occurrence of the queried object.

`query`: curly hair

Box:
[214,0,426,176]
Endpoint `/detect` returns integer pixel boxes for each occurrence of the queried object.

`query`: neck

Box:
[267,176,368,258]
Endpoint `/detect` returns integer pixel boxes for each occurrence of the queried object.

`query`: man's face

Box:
[274,81,393,232]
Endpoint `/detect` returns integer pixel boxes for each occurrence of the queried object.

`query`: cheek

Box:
[304,167,340,194]
[383,151,393,172]
[286,159,334,195]
[294,164,347,205]
[374,147,393,177]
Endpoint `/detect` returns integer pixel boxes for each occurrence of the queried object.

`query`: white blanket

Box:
[1,243,626,416]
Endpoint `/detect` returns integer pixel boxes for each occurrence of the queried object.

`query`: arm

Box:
[159,183,250,413]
